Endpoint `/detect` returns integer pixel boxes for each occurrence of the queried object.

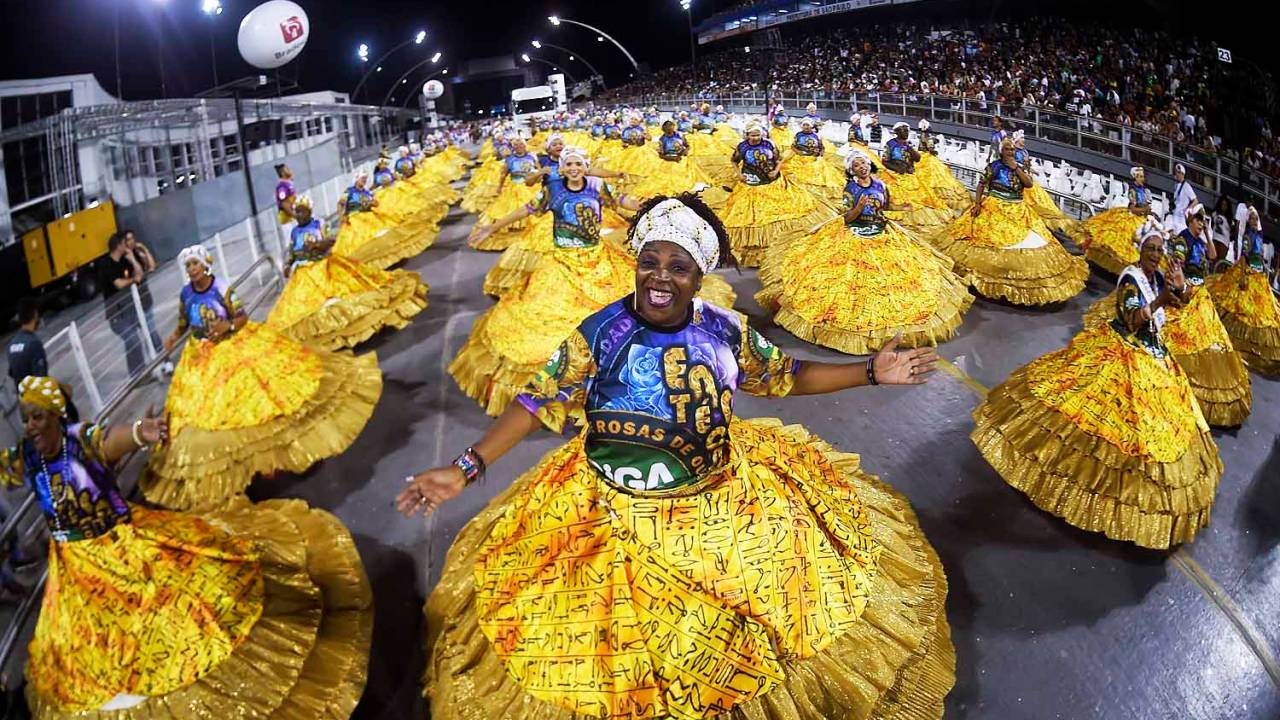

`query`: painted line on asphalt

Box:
[938,350,1280,689]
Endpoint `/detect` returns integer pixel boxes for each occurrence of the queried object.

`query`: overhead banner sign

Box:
[699,0,913,44]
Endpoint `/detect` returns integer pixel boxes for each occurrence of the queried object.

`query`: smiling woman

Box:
[410,194,955,720]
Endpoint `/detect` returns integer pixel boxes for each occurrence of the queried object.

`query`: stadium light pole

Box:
[380,52,442,108]
[532,40,605,87]
[547,15,639,73]
[201,0,224,89]
[352,29,428,103]
[680,0,696,88]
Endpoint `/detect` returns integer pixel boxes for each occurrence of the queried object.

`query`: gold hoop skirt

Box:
[424,418,954,720]
[1080,208,1145,274]
[720,177,833,268]
[972,323,1222,549]
[1207,262,1280,375]
[28,498,372,719]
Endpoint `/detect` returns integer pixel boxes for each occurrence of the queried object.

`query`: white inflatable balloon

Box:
[422,80,445,100]
[237,0,310,70]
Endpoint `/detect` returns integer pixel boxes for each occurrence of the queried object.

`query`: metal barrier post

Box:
[65,321,104,416]
[212,231,231,279]
[129,284,157,361]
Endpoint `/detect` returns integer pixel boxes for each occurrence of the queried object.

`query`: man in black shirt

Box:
[100,232,146,377]
[6,297,47,389]
[122,229,171,376]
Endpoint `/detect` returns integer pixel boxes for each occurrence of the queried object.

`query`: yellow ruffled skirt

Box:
[769,125,792,147]
[406,175,461,208]
[1207,262,1280,375]
[879,168,956,237]
[481,210,630,298]
[1022,184,1078,237]
[720,177,834,268]
[914,154,971,212]
[452,245,736,416]
[332,209,439,270]
[757,220,973,354]
[267,255,428,351]
[473,181,541,251]
[624,158,729,211]
[1083,288,1252,426]
[461,161,504,214]
[424,418,954,720]
[141,323,382,511]
[613,144,669,181]
[28,498,372,719]
[972,323,1222,549]
[781,153,847,204]
[685,132,740,186]
[932,195,1087,305]
[1080,208,1145,274]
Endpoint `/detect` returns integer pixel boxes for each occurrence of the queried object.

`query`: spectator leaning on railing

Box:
[99,233,148,379]
[121,229,172,380]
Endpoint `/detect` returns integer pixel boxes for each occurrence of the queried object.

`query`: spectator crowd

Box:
[604,17,1280,180]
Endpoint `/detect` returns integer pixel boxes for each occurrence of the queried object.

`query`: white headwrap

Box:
[179,244,214,273]
[397,145,409,156]
[800,117,814,129]
[354,169,370,184]
[892,121,909,132]
[918,119,930,131]
[546,132,564,146]
[1129,166,1143,179]
[744,119,765,135]
[1133,216,1165,251]
[844,148,872,172]
[629,198,720,274]
[1174,163,1186,174]
[1184,201,1206,221]
[559,145,591,169]
[1012,129,1026,144]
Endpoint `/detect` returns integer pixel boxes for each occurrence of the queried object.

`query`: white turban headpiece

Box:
[892,121,909,132]
[629,198,720,274]
[1129,166,1143,179]
[744,119,765,135]
[845,149,873,172]
[559,145,591,169]
[1175,163,1186,174]
[179,244,214,273]
[918,119,931,131]
[546,132,564,146]
[397,145,409,156]
[1133,217,1166,251]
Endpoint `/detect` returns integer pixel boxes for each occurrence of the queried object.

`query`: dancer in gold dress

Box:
[1207,206,1280,374]
[5,378,372,718]
[471,135,542,251]
[1080,166,1153,273]
[758,150,972,354]
[932,139,1087,305]
[411,195,953,720]
[973,231,1222,549]
[779,117,847,203]
[1083,209,1251,426]
[878,122,955,237]
[914,120,971,211]
[141,245,380,510]
[267,195,427,350]
[719,120,830,267]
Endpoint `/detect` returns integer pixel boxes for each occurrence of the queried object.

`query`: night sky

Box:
[0,0,1276,106]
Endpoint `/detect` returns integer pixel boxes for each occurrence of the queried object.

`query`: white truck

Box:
[510,74,567,131]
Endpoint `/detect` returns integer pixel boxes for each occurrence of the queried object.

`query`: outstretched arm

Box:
[396,403,542,516]
[790,335,937,395]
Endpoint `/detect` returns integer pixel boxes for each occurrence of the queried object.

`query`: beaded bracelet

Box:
[866,356,879,386]
[453,447,487,486]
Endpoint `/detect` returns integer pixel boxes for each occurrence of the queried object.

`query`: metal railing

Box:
[609,90,1280,215]
[0,252,286,690]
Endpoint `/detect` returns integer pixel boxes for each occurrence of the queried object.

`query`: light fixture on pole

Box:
[530,39,606,87]
[547,15,640,72]
[381,51,445,107]
[522,53,577,83]
[680,0,696,87]
[351,28,428,102]
[201,0,223,88]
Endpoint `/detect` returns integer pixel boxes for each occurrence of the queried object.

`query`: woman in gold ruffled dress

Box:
[768,102,792,146]
[613,113,667,182]
[481,136,630,298]
[5,378,372,719]
[720,120,831,267]
[458,149,734,415]
[141,245,381,510]
[1080,166,1152,273]
[1207,206,1280,375]
[878,122,956,237]
[331,170,439,270]
[759,150,972,354]
[973,231,1223,549]
[471,135,542,251]
[780,117,847,203]
[460,129,510,214]
[914,120,971,211]
[932,139,1087,305]
[682,107,741,186]
[409,195,953,720]
[1012,131,1077,237]
[1083,209,1251,426]
[267,195,428,350]
[625,120,728,210]
[400,143,462,208]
